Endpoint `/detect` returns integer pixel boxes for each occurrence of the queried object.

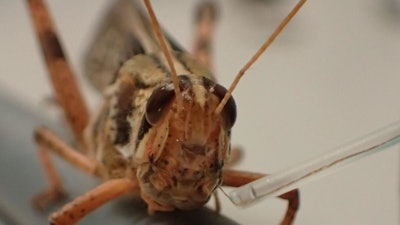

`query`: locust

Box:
[26,0,305,224]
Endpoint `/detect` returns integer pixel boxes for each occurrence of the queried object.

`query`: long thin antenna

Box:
[215,0,307,114]
[144,0,183,110]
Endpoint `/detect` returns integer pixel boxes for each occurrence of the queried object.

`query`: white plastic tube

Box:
[228,121,400,206]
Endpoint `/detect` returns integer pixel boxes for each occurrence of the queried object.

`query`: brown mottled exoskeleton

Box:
[27,0,304,224]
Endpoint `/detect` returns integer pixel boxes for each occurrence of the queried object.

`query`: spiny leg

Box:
[27,0,89,150]
[192,1,218,70]
[50,178,137,225]
[33,127,98,210]
[222,169,299,225]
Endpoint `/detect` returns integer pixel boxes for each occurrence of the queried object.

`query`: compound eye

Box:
[145,85,175,125]
[213,83,237,129]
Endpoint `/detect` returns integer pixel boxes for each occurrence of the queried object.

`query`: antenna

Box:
[144,0,183,111]
[215,0,307,114]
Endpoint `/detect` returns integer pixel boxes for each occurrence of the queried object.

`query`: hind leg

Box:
[27,0,89,150]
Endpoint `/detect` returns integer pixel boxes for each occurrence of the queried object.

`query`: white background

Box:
[0,0,400,224]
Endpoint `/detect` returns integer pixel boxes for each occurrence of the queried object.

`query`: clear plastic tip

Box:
[229,121,400,206]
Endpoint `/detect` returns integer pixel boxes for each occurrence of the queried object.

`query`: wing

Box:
[83,0,184,92]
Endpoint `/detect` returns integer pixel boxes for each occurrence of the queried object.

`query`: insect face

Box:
[135,75,236,210]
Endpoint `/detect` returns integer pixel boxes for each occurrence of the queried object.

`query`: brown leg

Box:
[50,178,137,225]
[33,127,98,209]
[222,169,299,225]
[192,1,218,70]
[26,0,89,150]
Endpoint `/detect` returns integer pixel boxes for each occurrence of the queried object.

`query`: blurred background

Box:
[0,0,399,224]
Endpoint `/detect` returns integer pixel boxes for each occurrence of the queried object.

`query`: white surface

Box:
[1,0,400,224]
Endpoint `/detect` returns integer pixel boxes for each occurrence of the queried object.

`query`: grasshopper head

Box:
[134,75,236,210]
